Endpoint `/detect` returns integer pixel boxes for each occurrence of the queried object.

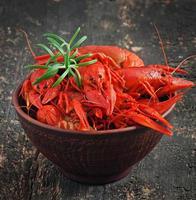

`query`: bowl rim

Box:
[12,79,175,136]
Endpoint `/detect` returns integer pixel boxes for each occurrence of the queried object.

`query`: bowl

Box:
[12,82,174,184]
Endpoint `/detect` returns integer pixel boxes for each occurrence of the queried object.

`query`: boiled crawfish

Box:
[20,45,195,135]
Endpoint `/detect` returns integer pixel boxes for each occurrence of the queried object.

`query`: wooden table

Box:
[0,0,195,199]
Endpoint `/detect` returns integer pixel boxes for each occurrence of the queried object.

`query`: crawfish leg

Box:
[127,111,172,136]
[138,104,172,129]
[155,93,183,114]
[72,99,90,130]
[140,81,158,100]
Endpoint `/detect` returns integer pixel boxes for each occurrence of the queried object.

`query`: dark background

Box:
[0,0,195,199]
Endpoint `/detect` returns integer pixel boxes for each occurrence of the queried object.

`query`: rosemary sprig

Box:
[25,27,97,87]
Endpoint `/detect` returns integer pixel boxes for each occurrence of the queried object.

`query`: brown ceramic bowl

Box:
[12,82,174,184]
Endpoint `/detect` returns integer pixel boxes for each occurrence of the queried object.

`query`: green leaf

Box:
[70,48,78,59]
[24,64,48,69]
[49,42,67,66]
[61,41,69,48]
[46,37,61,47]
[52,68,69,87]
[45,52,62,66]
[46,37,68,51]
[77,59,97,66]
[49,41,65,55]
[70,59,77,65]
[50,63,65,70]
[33,67,59,85]
[65,44,70,67]
[70,67,81,87]
[45,56,55,66]
[69,27,80,46]
[37,44,54,57]
[75,53,93,62]
[71,35,87,50]
[74,68,82,87]
[43,33,66,45]
[26,27,90,88]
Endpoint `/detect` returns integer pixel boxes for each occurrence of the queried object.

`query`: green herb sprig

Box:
[25,27,97,87]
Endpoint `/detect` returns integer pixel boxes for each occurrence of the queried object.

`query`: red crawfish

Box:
[30,69,61,104]
[116,65,194,100]
[20,69,62,109]
[37,99,90,131]
[19,79,42,110]
[111,92,173,136]
[34,45,144,68]
[20,40,195,135]
[78,55,117,117]
[77,45,144,68]
[37,105,62,126]
[138,93,183,114]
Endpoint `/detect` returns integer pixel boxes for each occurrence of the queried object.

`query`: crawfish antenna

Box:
[172,55,196,74]
[18,28,36,58]
[153,24,168,66]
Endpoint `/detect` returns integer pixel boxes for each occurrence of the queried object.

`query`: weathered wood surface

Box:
[0,0,195,199]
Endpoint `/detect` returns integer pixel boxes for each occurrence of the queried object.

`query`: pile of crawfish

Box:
[20,45,194,136]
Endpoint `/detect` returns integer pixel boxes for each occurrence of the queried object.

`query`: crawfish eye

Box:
[43,84,48,89]
[89,76,94,81]
[98,74,103,79]
[37,85,40,90]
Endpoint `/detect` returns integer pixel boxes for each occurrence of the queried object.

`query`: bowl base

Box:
[61,167,132,185]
